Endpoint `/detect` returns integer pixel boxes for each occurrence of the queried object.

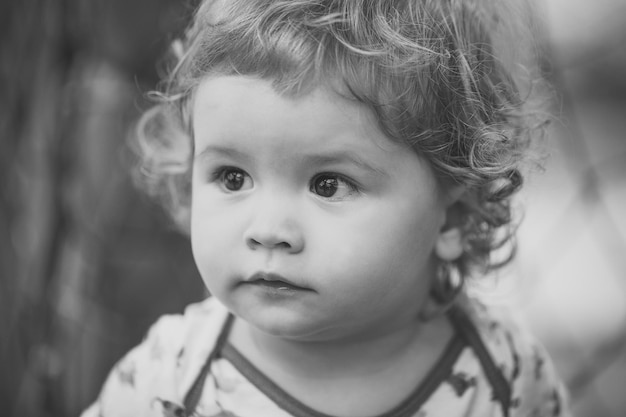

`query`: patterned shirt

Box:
[81,297,570,417]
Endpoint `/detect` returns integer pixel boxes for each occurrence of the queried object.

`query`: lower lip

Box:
[245,280,311,297]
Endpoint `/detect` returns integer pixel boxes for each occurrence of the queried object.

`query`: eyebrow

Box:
[305,151,387,177]
[195,145,249,162]
[195,145,387,176]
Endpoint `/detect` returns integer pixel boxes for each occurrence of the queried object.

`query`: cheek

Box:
[190,203,235,276]
[312,209,439,293]
[335,205,441,267]
[190,188,239,242]
[191,222,237,298]
[348,218,437,302]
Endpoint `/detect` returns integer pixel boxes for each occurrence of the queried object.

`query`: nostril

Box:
[246,237,291,250]
[247,238,260,249]
[243,220,303,253]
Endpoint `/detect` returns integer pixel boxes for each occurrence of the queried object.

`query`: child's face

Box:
[191,75,450,343]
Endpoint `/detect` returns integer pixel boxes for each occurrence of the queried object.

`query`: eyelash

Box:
[210,167,361,200]
[309,173,360,200]
[211,166,252,192]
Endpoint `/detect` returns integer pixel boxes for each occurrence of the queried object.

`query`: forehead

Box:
[191,75,386,148]
[193,73,356,112]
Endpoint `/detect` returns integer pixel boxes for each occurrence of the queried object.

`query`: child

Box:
[83,0,570,416]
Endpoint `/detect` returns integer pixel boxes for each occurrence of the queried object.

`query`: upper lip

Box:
[246,272,311,290]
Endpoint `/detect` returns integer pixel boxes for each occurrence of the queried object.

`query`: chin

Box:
[244,310,331,341]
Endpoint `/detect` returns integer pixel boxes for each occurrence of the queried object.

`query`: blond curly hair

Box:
[134,0,549,279]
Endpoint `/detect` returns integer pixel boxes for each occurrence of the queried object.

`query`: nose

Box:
[243,195,304,254]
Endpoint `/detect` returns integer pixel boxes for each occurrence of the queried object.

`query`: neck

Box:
[230,314,453,381]
[229,315,454,417]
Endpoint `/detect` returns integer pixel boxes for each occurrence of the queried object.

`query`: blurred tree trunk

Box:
[1,0,71,415]
[1,1,204,416]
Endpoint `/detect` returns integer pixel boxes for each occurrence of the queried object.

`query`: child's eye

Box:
[310,173,359,200]
[214,167,252,192]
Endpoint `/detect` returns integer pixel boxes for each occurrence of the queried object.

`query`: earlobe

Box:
[435,227,463,261]
[423,212,464,321]
[435,186,465,261]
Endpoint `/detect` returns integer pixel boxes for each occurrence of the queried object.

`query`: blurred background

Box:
[1,0,625,416]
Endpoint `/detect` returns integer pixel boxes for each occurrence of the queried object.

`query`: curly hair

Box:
[134,0,548,279]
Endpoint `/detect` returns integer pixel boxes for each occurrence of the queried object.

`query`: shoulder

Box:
[458,297,571,417]
[81,297,230,417]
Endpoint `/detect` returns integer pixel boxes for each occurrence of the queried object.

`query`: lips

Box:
[245,272,312,291]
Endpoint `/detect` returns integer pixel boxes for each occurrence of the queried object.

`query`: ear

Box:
[435,227,463,261]
[435,185,465,262]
